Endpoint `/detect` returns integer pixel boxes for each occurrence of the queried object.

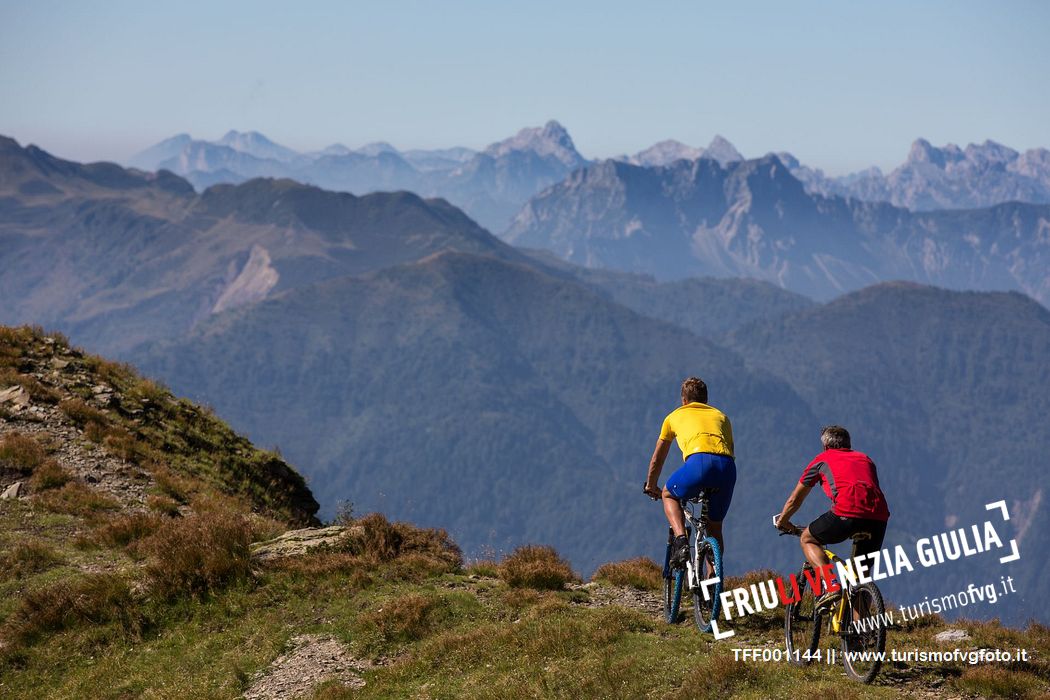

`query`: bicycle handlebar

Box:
[772,514,803,537]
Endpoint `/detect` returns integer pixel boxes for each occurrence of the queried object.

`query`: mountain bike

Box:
[774,516,887,684]
[647,486,723,633]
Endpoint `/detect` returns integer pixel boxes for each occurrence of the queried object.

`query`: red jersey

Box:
[799,449,890,521]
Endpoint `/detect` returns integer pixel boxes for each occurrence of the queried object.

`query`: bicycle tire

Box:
[664,567,685,624]
[840,583,887,684]
[784,565,820,665]
[691,536,722,633]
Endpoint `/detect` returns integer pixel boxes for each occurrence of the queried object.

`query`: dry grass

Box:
[140,511,255,600]
[265,552,374,588]
[665,651,760,700]
[955,666,1044,699]
[592,557,662,590]
[1,573,140,649]
[58,398,109,429]
[345,513,462,572]
[101,425,139,462]
[145,494,181,517]
[0,431,47,473]
[28,460,73,491]
[35,482,120,516]
[149,464,195,504]
[91,512,164,550]
[355,591,475,654]
[464,560,500,578]
[0,540,64,580]
[497,545,578,590]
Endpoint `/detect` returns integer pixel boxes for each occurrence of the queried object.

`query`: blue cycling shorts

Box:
[665,452,737,522]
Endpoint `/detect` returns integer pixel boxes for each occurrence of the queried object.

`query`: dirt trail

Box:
[243,634,369,700]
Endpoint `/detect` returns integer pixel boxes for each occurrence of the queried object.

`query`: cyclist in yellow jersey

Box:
[644,377,737,567]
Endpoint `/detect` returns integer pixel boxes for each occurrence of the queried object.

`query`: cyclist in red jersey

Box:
[775,426,890,608]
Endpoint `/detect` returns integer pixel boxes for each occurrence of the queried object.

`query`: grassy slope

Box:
[3,327,1048,699]
[3,539,1048,699]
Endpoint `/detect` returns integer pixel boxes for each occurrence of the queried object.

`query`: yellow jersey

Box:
[659,402,734,459]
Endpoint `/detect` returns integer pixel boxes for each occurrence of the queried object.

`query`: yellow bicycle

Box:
[776,518,887,684]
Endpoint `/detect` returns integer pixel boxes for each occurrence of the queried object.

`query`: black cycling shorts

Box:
[807,511,887,558]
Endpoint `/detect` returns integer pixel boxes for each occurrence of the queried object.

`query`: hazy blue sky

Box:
[1,1,1047,173]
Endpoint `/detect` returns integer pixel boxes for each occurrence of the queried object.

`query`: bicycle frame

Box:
[660,496,712,587]
[684,499,711,588]
[774,517,856,635]
[821,548,852,634]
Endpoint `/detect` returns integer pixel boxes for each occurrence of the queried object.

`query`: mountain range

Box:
[127,122,587,232]
[129,125,1050,243]
[0,135,511,354]
[783,138,1050,210]
[1,136,1044,622]
[506,155,1050,304]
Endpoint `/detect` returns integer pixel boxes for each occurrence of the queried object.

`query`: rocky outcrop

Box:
[250,525,361,561]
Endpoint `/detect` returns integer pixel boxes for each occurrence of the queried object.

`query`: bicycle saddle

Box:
[687,487,720,503]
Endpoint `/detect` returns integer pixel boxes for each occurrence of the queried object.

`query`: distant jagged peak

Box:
[704,135,744,165]
[772,151,801,169]
[906,138,963,167]
[483,120,586,168]
[628,140,704,167]
[216,130,299,162]
[905,137,1023,169]
[963,139,1019,165]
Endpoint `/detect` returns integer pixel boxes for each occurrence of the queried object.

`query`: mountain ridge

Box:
[505,153,1050,304]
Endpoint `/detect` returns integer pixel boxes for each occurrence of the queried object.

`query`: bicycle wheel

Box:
[840,583,886,684]
[664,567,685,623]
[784,565,820,665]
[692,536,722,633]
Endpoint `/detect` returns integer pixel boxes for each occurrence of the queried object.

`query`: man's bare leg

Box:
[662,487,686,537]
[800,527,831,571]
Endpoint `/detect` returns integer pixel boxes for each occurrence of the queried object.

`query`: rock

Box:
[934,628,970,643]
[50,358,70,370]
[250,525,362,561]
[0,385,31,407]
[1,481,25,500]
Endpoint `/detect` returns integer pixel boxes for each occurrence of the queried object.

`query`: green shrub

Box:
[498,545,577,590]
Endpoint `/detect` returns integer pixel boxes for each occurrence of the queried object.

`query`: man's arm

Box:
[644,439,673,498]
[776,482,812,531]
